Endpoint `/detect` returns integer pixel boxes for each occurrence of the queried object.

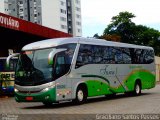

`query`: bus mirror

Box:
[48,48,67,65]
[6,53,19,69]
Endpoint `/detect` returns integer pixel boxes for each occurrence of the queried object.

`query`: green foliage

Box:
[93,33,100,38]
[101,11,160,56]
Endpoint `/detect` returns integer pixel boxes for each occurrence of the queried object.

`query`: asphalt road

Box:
[0,84,160,120]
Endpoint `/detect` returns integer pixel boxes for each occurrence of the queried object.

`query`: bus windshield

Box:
[15,43,76,86]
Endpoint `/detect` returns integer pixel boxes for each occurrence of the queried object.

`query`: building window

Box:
[19,8,23,12]
[61,25,67,30]
[60,17,67,22]
[76,21,81,26]
[60,9,66,14]
[34,14,37,17]
[67,1,71,6]
[76,14,81,19]
[75,0,80,4]
[19,1,23,4]
[60,1,65,6]
[78,29,81,33]
[76,7,81,12]
[68,29,72,34]
[19,16,23,19]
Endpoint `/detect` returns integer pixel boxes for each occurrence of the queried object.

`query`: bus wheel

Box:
[73,86,87,104]
[134,82,141,96]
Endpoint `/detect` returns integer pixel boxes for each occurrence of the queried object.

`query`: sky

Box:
[0,1,4,13]
[81,0,160,37]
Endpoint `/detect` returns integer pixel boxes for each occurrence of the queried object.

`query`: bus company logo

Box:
[100,65,117,76]
[2,114,18,120]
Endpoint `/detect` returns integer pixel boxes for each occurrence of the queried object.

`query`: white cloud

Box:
[82,0,160,36]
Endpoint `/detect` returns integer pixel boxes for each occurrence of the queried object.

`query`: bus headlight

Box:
[42,88,49,92]
[42,83,55,92]
[14,88,19,92]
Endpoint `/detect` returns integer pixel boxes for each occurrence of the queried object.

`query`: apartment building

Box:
[3,0,42,24]
[41,0,82,36]
[1,0,82,36]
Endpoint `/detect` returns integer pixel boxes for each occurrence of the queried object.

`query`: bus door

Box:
[53,51,72,100]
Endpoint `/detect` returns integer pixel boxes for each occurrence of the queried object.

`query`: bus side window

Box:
[53,51,70,79]
[55,56,65,75]
[76,44,93,68]
[143,50,154,64]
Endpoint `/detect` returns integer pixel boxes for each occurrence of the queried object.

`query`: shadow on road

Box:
[22,92,153,109]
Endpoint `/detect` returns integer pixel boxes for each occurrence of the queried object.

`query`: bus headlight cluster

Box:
[42,88,49,92]
[14,88,19,92]
[42,84,55,92]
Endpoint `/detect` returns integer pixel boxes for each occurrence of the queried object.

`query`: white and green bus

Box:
[7,37,156,105]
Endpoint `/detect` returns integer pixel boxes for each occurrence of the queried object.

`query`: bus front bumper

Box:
[15,88,56,103]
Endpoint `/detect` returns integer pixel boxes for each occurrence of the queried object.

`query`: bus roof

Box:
[22,37,153,51]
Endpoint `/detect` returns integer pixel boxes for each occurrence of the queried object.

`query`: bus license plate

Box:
[26,97,33,101]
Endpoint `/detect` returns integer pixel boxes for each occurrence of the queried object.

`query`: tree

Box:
[103,11,135,35]
[101,11,160,55]
[101,34,121,42]
[93,33,100,39]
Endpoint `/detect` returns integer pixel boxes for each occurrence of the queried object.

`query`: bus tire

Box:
[73,86,87,104]
[133,81,141,96]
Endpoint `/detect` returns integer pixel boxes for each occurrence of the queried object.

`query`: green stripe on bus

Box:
[124,70,155,91]
[85,80,112,97]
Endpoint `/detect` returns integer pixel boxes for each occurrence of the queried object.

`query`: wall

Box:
[155,56,160,81]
